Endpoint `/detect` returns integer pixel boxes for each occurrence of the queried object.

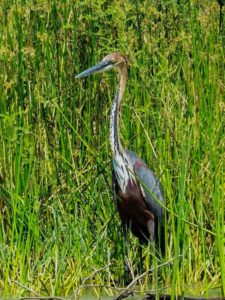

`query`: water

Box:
[0,287,223,300]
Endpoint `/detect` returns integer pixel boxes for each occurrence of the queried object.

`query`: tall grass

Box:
[0,0,224,298]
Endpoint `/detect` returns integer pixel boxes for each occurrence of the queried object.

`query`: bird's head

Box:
[76,52,127,79]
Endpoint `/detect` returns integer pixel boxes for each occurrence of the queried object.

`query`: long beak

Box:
[76,60,114,79]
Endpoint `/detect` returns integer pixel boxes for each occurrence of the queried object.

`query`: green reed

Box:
[0,0,224,298]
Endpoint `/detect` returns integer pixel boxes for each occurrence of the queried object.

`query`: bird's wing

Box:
[126,149,164,221]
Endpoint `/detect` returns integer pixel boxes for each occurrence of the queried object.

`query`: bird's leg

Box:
[122,224,131,285]
[138,243,143,275]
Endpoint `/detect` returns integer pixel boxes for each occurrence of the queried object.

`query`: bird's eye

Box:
[107,60,116,65]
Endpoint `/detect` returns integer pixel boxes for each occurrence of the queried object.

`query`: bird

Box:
[76,53,165,272]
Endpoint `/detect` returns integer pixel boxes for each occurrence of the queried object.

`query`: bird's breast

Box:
[112,154,135,193]
[116,181,155,242]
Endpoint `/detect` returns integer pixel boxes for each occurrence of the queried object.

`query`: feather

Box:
[126,150,164,223]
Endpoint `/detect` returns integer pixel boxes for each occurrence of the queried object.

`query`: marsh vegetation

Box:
[0,0,224,298]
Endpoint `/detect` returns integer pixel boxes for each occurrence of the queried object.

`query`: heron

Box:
[76,53,165,274]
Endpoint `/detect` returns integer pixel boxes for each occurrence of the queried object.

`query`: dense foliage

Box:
[0,0,224,298]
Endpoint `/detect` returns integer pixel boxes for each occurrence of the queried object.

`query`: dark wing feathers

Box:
[126,149,164,222]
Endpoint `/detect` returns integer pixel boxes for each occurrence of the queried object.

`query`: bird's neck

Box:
[110,65,127,157]
[110,65,136,192]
